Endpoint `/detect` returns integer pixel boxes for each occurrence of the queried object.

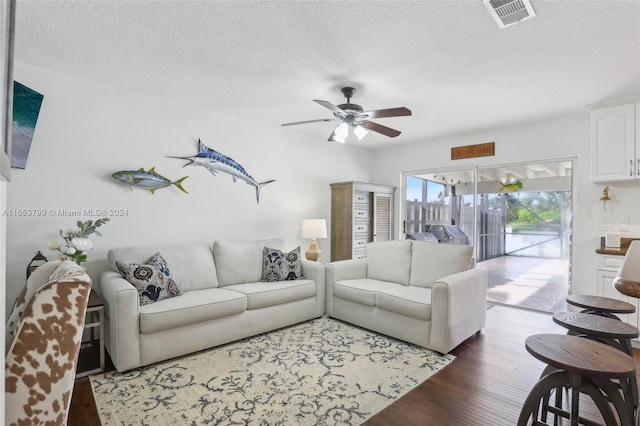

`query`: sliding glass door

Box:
[401,158,574,313]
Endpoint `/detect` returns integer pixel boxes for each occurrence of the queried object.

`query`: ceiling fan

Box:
[281,87,412,143]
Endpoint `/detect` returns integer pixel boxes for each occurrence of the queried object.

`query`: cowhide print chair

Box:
[5,260,91,426]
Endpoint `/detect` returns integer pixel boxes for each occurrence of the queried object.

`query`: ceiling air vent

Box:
[483,0,536,29]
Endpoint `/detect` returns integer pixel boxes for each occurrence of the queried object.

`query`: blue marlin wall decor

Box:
[170,139,275,203]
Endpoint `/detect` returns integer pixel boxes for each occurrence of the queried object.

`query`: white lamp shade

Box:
[301,219,327,239]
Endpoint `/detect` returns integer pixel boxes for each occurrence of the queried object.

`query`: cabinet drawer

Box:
[596,254,624,272]
[354,191,370,205]
[353,208,370,220]
[353,237,369,250]
[352,247,367,259]
[354,233,370,241]
[353,222,370,234]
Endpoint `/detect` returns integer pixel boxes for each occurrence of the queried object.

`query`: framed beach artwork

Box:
[0,0,15,181]
[11,81,43,169]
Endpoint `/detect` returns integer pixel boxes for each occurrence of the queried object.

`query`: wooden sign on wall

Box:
[451,142,495,160]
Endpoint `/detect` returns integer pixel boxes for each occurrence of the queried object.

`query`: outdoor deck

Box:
[480,255,569,313]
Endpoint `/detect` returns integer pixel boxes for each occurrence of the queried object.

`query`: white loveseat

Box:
[98,239,325,372]
[326,240,487,353]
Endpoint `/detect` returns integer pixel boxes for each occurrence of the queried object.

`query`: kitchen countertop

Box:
[596,237,640,256]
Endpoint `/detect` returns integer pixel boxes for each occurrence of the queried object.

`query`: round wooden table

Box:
[518,334,637,426]
[566,295,636,320]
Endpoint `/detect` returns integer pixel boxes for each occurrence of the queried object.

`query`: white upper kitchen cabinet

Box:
[589,101,639,182]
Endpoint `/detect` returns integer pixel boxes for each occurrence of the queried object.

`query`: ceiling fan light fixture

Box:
[329,122,349,144]
[353,125,368,141]
[283,86,411,144]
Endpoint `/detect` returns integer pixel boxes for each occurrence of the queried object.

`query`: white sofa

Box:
[325,240,487,353]
[98,239,325,372]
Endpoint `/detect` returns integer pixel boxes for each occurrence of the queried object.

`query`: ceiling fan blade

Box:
[359,120,402,138]
[281,118,338,127]
[313,99,347,117]
[359,107,412,120]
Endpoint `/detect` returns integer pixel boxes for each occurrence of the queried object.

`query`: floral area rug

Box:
[90,317,454,425]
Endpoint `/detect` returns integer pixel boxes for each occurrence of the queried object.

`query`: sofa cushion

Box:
[262,246,303,282]
[213,239,282,286]
[139,288,247,334]
[366,240,413,285]
[108,242,218,291]
[116,253,180,305]
[409,242,473,288]
[224,279,316,309]
[334,279,402,306]
[376,286,432,321]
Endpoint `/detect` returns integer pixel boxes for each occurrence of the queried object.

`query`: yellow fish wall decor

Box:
[499,180,523,192]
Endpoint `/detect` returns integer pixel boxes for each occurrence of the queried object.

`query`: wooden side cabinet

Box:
[330,181,395,261]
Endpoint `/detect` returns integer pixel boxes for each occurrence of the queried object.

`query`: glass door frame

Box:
[399,156,577,294]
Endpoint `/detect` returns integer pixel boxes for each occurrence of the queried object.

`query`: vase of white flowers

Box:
[48,218,110,264]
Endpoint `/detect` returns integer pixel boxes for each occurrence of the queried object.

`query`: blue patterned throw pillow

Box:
[262,246,303,282]
[116,252,180,305]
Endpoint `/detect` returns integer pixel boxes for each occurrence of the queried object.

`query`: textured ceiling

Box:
[13,1,640,149]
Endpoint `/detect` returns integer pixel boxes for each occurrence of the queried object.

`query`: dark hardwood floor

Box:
[69,305,640,425]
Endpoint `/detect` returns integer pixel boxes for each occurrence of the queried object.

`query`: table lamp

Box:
[301,219,327,261]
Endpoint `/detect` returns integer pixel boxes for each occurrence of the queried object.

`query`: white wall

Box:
[4,62,373,314]
[1,180,6,413]
[371,114,640,296]
[6,62,640,316]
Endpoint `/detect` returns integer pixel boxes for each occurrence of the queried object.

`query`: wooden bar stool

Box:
[551,312,639,423]
[518,334,637,426]
[552,312,639,356]
[566,295,635,321]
